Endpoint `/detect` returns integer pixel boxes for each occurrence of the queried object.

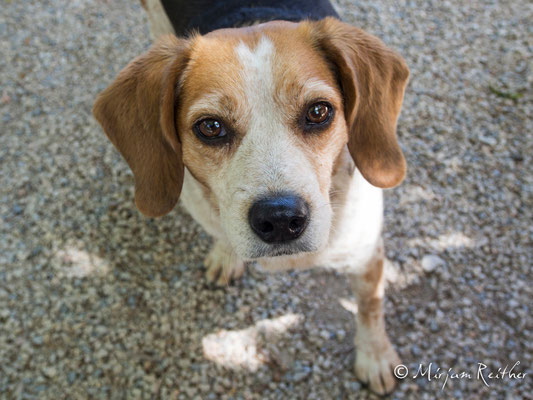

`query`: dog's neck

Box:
[160,0,339,36]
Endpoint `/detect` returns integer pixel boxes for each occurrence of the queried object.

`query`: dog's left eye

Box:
[194,118,226,140]
[306,102,332,125]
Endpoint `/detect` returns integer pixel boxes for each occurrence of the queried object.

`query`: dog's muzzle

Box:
[248,194,309,243]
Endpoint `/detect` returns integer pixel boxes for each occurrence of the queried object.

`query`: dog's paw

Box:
[355,343,401,395]
[204,242,245,286]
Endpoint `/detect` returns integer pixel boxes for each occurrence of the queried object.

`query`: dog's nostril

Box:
[248,194,310,244]
[259,221,274,233]
[288,217,304,232]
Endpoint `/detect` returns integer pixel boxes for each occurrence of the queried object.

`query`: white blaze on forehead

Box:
[235,36,275,89]
[235,35,275,64]
[235,36,277,125]
[232,36,303,188]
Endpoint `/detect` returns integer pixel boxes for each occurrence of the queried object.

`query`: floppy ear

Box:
[93,35,189,217]
[311,18,409,188]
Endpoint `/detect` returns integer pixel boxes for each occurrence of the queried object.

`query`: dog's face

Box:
[178,25,346,258]
[93,18,409,260]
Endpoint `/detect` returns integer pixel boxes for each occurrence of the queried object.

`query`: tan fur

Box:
[94,12,409,394]
[307,19,410,188]
[93,36,189,217]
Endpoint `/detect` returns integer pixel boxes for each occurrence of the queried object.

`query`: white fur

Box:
[258,151,383,274]
[301,79,340,102]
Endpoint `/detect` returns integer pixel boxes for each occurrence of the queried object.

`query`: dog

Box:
[93,0,409,394]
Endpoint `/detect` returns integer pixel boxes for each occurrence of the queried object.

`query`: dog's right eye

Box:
[194,118,227,141]
[306,103,331,124]
[300,101,334,134]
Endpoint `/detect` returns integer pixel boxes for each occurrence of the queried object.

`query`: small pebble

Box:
[421,255,446,272]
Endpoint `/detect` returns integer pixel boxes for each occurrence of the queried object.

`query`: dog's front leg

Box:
[347,241,400,395]
[204,240,245,286]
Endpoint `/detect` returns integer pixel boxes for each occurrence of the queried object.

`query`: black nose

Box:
[248,194,310,243]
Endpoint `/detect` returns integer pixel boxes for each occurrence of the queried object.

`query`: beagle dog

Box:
[93,0,409,394]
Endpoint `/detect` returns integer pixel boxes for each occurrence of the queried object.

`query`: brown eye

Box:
[306,102,331,125]
[195,118,225,140]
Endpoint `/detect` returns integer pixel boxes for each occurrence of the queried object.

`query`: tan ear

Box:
[311,18,409,188]
[93,35,190,217]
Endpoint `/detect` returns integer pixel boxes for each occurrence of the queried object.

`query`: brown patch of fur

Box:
[305,18,410,188]
[357,256,385,326]
[176,34,254,187]
[265,26,347,199]
[268,26,347,199]
[93,35,189,217]
[347,244,386,327]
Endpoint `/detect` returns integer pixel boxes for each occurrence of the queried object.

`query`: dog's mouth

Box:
[247,241,315,260]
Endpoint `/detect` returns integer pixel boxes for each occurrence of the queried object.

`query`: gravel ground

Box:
[1,0,532,399]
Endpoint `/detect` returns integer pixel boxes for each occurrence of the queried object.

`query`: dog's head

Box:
[93,18,409,260]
